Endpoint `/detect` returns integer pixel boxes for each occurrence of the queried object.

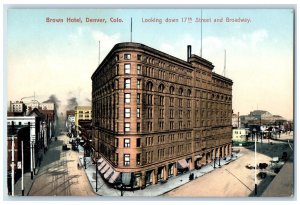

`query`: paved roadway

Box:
[28,133,96,196]
[164,136,293,197]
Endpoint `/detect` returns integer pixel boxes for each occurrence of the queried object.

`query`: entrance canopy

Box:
[104,167,114,179]
[108,171,120,184]
[97,157,103,163]
[98,161,106,171]
[101,164,110,174]
[177,159,189,169]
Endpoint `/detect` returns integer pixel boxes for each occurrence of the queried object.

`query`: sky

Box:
[6,8,294,119]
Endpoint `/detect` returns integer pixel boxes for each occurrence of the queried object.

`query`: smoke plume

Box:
[67,97,78,110]
[43,94,61,109]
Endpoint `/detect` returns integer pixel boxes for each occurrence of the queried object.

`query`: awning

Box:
[177,159,189,169]
[98,162,106,171]
[121,172,132,186]
[195,155,202,160]
[100,164,110,174]
[104,167,114,179]
[97,158,103,163]
[108,171,120,184]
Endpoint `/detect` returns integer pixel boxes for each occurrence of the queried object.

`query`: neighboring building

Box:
[232,112,239,128]
[7,115,38,191]
[66,110,75,135]
[9,101,26,115]
[91,42,233,188]
[240,110,287,128]
[232,128,249,142]
[74,106,92,132]
[39,103,55,110]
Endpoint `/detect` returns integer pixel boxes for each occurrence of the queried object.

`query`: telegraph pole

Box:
[200,9,203,57]
[11,135,15,196]
[130,17,133,42]
[21,140,24,196]
[31,140,33,179]
[29,122,33,179]
[98,41,101,65]
[255,131,258,195]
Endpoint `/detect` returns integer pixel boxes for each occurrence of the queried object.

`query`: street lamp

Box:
[120,183,124,196]
[95,159,98,192]
[214,150,216,168]
[84,146,87,169]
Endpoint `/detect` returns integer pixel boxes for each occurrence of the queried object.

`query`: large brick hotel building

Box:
[91,42,233,189]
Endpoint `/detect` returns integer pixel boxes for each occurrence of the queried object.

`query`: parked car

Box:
[62,144,70,151]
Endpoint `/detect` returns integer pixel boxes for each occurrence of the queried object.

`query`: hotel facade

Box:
[91,42,233,188]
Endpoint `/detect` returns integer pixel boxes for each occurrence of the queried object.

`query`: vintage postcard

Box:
[5,6,294,198]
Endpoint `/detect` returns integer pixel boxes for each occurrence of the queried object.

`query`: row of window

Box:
[122,138,141,148]
[122,153,141,166]
[120,53,142,61]
[124,108,140,118]
[145,132,192,146]
[119,64,142,75]
[123,119,192,133]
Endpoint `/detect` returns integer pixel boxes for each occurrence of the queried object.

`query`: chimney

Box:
[187,45,192,61]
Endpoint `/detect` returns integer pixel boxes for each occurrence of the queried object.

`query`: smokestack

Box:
[187,45,192,61]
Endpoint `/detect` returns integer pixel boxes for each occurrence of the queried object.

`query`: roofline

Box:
[212,72,233,85]
[92,42,195,79]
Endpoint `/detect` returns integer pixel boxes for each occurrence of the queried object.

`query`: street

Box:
[163,134,293,197]
[28,133,96,196]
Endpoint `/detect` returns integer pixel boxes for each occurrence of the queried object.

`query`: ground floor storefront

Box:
[94,143,232,189]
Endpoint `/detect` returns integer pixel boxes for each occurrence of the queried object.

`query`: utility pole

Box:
[31,140,33,179]
[98,41,101,65]
[11,135,15,196]
[200,9,203,57]
[29,122,33,179]
[254,131,258,195]
[130,17,133,42]
[21,140,24,196]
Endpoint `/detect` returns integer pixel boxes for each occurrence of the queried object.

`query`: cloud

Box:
[159,43,175,55]
[250,29,268,48]
[92,31,121,61]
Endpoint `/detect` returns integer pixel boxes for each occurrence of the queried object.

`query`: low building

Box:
[7,115,38,189]
[66,110,75,135]
[9,101,26,115]
[232,128,249,142]
[74,106,92,133]
[240,110,287,128]
[232,112,239,128]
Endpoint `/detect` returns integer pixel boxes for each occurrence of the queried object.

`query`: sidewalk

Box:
[13,140,52,196]
[79,149,242,197]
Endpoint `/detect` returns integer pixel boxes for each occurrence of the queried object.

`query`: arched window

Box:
[179,88,183,96]
[146,82,153,91]
[158,84,165,93]
[169,86,174,94]
[187,89,191,97]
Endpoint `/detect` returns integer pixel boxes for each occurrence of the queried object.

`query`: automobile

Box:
[246,164,255,169]
[258,163,268,169]
[62,144,70,151]
[72,144,79,151]
[257,172,267,179]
